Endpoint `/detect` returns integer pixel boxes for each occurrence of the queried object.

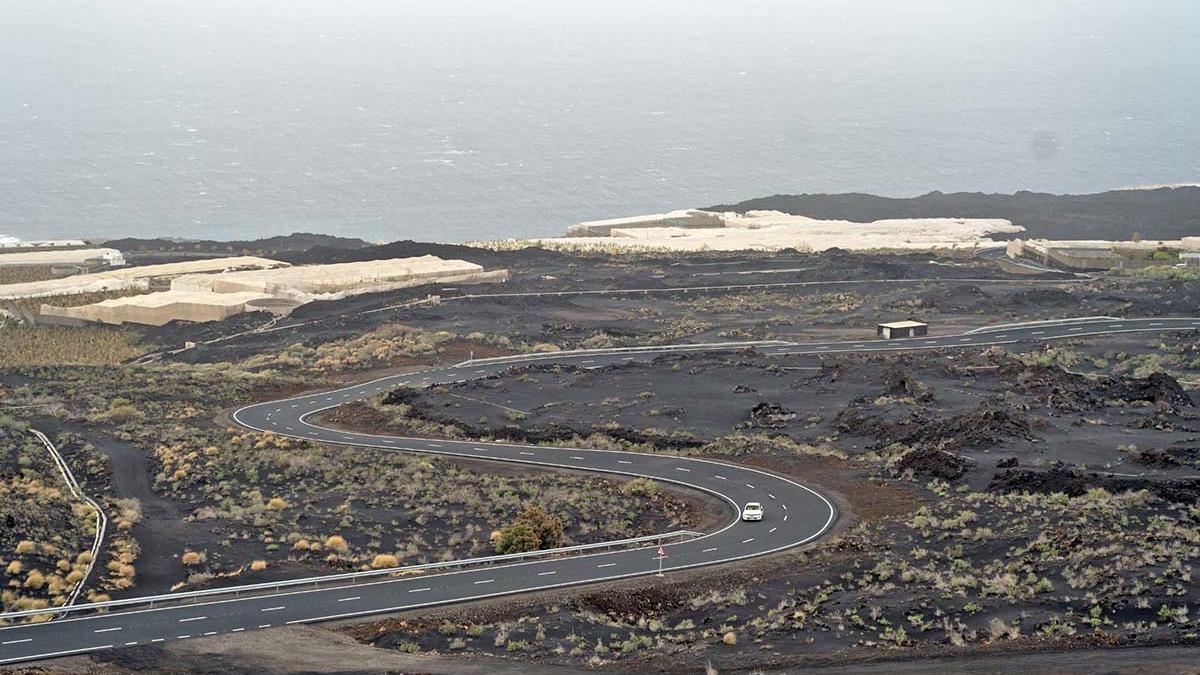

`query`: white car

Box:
[741,502,763,521]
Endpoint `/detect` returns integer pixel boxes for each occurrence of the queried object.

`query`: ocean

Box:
[1,0,1197,243]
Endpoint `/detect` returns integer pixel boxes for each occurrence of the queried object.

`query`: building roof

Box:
[0,256,286,300]
[0,248,124,267]
[576,210,704,229]
[878,320,927,329]
[171,255,483,296]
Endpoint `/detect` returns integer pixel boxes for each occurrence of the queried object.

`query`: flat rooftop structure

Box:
[549,211,1023,251]
[37,255,508,326]
[0,256,287,300]
[0,239,88,250]
[567,210,724,237]
[172,255,495,299]
[878,320,928,339]
[41,290,275,326]
[0,248,125,268]
[1007,238,1197,271]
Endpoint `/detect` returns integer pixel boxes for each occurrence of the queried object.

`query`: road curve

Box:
[2,316,1197,664]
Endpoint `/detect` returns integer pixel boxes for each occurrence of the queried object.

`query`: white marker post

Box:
[656,545,666,577]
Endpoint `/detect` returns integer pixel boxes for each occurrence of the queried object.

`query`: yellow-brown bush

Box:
[371,554,399,569]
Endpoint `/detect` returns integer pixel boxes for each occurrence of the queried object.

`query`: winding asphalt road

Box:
[2,316,1198,664]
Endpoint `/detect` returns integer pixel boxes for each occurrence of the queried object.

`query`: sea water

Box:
[1,0,1197,243]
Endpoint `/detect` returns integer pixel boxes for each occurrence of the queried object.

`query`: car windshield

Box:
[746,503,761,510]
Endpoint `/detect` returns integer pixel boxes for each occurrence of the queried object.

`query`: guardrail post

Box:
[0,529,704,624]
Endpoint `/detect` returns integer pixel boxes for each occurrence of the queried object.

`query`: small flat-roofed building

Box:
[877,320,928,339]
[1182,252,1200,268]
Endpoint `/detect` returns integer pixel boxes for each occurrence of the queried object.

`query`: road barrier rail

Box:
[0,529,703,624]
[28,429,108,612]
[964,316,1122,334]
[455,341,791,367]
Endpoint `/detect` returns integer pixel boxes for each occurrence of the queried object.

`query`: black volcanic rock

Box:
[104,232,372,255]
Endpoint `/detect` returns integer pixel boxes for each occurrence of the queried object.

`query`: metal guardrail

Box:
[28,429,108,613]
[964,316,1122,335]
[0,529,702,623]
[455,341,790,367]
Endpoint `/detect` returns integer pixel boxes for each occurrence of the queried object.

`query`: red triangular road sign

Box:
[657,546,665,556]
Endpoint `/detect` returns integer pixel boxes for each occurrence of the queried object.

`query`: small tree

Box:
[494,504,564,554]
[494,520,541,554]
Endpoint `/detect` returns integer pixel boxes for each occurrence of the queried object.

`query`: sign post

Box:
[656,545,666,577]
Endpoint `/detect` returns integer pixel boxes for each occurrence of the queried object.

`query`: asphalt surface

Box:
[2,316,1198,665]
